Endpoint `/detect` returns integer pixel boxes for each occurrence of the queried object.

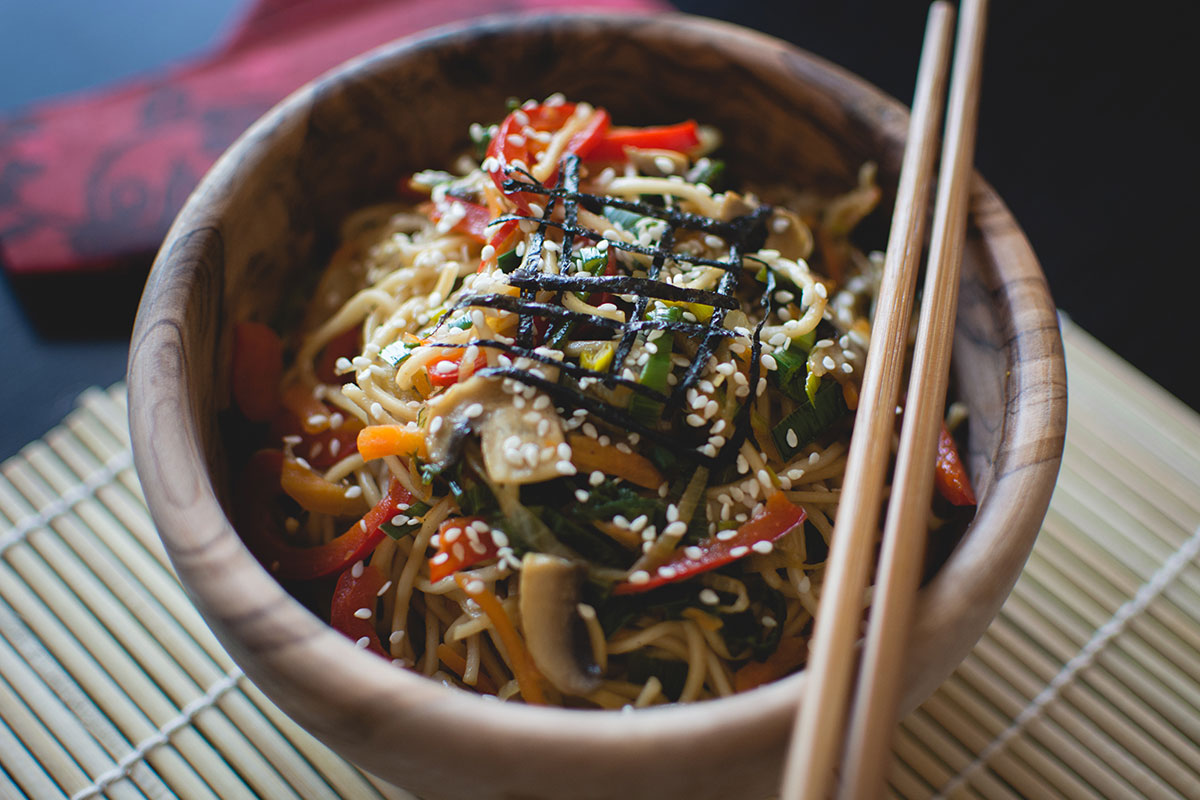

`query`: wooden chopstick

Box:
[838,2,990,796]
[778,3,959,799]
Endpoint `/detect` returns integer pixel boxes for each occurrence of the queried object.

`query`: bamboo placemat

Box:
[1,320,1198,799]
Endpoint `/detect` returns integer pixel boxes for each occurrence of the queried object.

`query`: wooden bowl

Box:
[128,12,1066,800]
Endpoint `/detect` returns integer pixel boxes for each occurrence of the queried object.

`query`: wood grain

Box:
[127,11,1066,800]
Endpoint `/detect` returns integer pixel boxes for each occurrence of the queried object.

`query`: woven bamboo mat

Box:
[1,320,1197,800]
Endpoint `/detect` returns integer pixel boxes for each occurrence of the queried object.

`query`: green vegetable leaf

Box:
[770,377,849,459]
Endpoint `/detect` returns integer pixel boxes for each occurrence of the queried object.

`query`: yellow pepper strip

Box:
[579,342,614,372]
[454,574,546,705]
[280,457,365,517]
[566,433,663,490]
[357,424,427,461]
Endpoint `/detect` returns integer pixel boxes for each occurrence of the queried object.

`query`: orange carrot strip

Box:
[280,457,365,517]
[566,433,663,490]
[357,424,427,461]
[436,643,498,694]
[454,574,545,705]
[733,636,809,693]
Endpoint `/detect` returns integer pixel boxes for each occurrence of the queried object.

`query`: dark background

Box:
[1,0,1196,461]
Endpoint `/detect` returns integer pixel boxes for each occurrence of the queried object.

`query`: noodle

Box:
[233,96,976,708]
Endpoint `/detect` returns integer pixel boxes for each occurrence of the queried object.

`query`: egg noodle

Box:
[233,95,974,708]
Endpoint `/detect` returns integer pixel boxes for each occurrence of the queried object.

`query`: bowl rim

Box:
[128,7,1067,790]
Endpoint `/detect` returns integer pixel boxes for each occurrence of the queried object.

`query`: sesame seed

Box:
[699,589,720,605]
[556,460,577,475]
[353,607,372,620]
[628,570,650,585]
[351,561,364,578]
[491,530,509,547]
[752,540,774,554]
[761,616,778,628]
[685,546,704,561]
[443,527,461,543]
[377,581,393,596]
[589,470,605,486]
[575,489,590,502]
[716,529,739,541]
[686,413,706,427]
[657,565,678,579]
[355,636,371,649]
[614,515,630,529]
[467,579,485,594]
[344,485,362,499]
[786,429,799,448]
[664,521,688,537]
[822,356,837,371]
[815,283,828,299]
[431,552,449,565]
[730,546,750,558]
[630,515,648,533]
[841,363,854,374]
[761,353,778,371]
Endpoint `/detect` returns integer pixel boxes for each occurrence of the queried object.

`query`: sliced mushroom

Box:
[479,404,567,485]
[423,376,567,485]
[518,553,601,696]
[765,207,814,262]
[423,375,493,470]
[716,190,755,222]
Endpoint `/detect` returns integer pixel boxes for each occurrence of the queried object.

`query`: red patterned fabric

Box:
[0,0,667,277]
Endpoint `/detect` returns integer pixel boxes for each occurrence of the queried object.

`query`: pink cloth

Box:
[0,0,667,277]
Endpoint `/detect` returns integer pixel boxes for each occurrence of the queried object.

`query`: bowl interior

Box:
[129,12,1066,800]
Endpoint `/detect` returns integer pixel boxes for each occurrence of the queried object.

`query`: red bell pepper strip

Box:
[478,218,522,273]
[315,327,360,385]
[331,563,388,656]
[428,516,498,583]
[238,450,412,581]
[586,120,702,162]
[424,197,495,243]
[486,102,610,212]
[613,492,807,595]
[935,423,976,506]
[424,347,488,388]
[231,321,283,423]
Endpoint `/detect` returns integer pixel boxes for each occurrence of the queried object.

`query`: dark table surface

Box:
[2,0,1196,461]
